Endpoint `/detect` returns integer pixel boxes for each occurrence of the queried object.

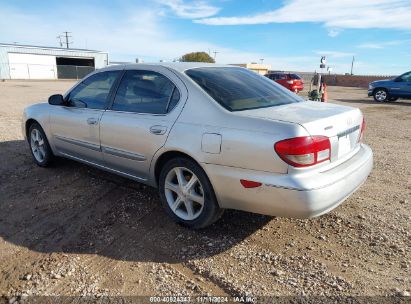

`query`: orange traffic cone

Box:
[321,83,328,102]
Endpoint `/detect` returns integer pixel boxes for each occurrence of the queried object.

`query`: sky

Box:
[1,0,411,75]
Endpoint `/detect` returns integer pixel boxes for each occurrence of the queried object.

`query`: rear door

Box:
[50,70,121,164]
[99,66,187,180]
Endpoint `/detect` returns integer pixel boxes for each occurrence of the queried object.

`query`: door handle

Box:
[150,125,167,135]
[87,118,98,125]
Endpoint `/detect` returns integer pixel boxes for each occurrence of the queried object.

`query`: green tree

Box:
[180,52,215,63]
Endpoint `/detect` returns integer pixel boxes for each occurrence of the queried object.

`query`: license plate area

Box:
[338,135,351,158]
[337,125,360,158]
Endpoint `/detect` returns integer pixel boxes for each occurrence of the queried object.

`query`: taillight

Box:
[286,80,294,84]
[358,117,366,142]
[274,136,331,167]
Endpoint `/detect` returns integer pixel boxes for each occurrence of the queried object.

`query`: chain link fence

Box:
[0,63,95,80]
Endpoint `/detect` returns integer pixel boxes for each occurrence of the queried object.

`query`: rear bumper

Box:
[292,85,304,92]
[204,144,373,218]
[368,89,373,97]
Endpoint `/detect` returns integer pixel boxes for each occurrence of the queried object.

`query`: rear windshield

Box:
[289,74,302,79]
[185,67,303,111]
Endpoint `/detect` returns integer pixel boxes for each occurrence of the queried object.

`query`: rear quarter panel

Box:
[275,79,290,90]
[155,79,310,177]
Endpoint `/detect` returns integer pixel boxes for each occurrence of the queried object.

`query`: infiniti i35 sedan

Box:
[23,63,373,228]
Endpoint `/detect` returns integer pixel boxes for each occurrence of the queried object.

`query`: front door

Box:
[399,71,411,98]
[50,70,121,164]
[99,67,187,180]
[390,71,411,98]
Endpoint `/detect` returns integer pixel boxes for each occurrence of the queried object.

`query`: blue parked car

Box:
[368,71,411,102]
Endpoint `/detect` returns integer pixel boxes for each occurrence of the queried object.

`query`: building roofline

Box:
[0,43,108,54]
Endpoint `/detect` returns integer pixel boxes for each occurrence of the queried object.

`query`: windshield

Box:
[185,67,303,111]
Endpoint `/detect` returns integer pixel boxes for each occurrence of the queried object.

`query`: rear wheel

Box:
[373,89,389,102]
[158,157,223,229]
[28,122,53,167]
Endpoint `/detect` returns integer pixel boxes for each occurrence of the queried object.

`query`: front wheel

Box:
[28,122,54,167]
[373,89,389,102]
[158,157,223,229]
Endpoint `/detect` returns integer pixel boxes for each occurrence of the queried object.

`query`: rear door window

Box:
[186,67,302,111]
[111,70,180,114]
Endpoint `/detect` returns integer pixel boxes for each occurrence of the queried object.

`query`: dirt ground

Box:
[0,80,410,302]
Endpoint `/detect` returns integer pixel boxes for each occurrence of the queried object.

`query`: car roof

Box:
[101,62,236,73]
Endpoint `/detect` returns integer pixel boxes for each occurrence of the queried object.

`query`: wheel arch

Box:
[24,117,56,156]
[372,87,388,95]
[153,150,202,186]
[25,118,40,140]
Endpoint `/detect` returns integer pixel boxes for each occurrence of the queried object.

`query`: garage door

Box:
[8,53,57,79]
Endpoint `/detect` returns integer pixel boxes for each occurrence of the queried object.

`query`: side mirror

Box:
[394,77,403,82]
[48,94,66,106]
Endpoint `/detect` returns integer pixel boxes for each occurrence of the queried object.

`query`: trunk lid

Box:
[238,101,363,161]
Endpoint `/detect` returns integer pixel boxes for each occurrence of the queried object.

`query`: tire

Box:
[28,122,54,167]
[373,88,389,102]
[158,157,223,229]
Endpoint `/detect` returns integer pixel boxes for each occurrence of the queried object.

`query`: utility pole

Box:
[350,56,355,75]
[213,51,219,62]
[56,35,63,47]
[260,58,264,64]
[62,31,73,49]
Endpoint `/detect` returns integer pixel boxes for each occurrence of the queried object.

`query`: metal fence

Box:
[56,65,95,79]
[0,63,95,80]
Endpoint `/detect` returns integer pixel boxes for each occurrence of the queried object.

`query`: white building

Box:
[230,63,272,75]
[0,43,109,80]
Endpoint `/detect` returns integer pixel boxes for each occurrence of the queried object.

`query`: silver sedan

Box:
[22,63,373,228]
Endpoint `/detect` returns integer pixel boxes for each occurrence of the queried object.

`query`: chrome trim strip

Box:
[102,146,146,161]
[104,109,166,116]
[59,152,147,182]
[337,125,360,138]
[55,135,101,151]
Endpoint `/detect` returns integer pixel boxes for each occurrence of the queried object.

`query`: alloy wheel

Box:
[375,90,387,102]
[164,167,205,221]
[30,128,46,163]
